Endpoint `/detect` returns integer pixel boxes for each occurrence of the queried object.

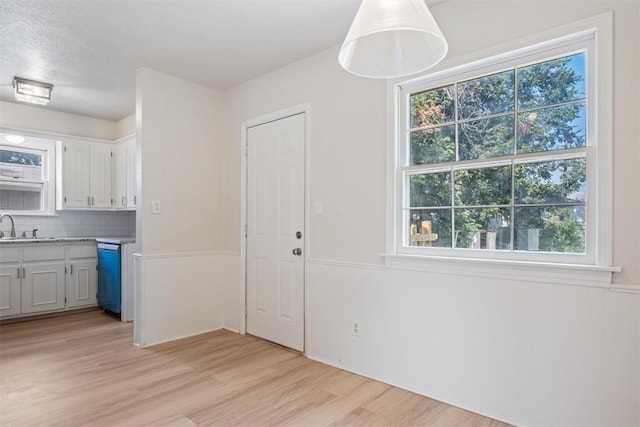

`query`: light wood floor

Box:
[0,311,510,426]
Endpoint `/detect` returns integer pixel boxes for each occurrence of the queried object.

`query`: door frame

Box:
[239,103,311,352]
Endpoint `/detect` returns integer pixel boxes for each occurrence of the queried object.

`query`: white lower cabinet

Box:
[21,263,66,314]
[0,265,21,317]
[0,243,98,319]
[67,260,97,308]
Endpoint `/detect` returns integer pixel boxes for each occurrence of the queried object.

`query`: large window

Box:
[0,133,56,215]
[393,30,609,266]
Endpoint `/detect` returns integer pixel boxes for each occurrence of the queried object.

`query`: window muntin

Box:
[399,50,589,258]
[0,134,56,215]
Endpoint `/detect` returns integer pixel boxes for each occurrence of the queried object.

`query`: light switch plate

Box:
[151,199,162,214]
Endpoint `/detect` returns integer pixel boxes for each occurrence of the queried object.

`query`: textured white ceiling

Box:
[0,0,445,121]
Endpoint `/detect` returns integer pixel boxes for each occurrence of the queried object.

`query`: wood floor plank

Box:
[0,311,511,426]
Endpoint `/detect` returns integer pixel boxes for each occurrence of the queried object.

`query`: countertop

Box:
[96,237,136,244]
[0,237,136,245]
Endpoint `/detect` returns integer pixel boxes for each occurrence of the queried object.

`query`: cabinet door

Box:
[89,143,112,209]
[67,260,97,308]
[63,141,91,208]
[21,262,65,314]
[112,144,127,209]
[125,139,136,208]
[0,265,21,317]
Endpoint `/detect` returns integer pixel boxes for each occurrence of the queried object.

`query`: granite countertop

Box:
[0,237,135,245]
[96,237,136,244]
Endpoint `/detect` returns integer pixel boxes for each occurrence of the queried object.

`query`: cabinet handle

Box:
[70,264,73,274]
[87,196,91,206]
[17,268,20,279]
[91,196,95,206]
[22,267,25,278]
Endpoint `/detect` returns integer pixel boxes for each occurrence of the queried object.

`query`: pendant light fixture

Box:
[339,0,448,79]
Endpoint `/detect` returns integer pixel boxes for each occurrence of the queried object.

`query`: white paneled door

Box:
[246,113,305,352]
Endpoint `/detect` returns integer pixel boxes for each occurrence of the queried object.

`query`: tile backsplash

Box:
[2,211,135,238]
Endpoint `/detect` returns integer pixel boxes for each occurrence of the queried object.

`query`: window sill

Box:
[381,253,620,287]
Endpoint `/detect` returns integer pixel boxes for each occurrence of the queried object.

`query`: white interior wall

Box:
[0,100,117,140]
[135,68,226,346]
[224,0,640,285]
[136,68,224,255]
[222,2,640,425]
[115,114,136,139]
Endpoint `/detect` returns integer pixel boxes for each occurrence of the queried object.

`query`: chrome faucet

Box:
[0,213,16,237]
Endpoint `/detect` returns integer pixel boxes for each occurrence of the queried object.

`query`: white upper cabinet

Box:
[125,138,136,209]
[61,140,91,208]
[57,139,112,210]
[89,143,112,209]
[112,136,136,210]
[112,144,127,209]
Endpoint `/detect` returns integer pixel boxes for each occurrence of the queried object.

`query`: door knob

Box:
[292,248,302,256]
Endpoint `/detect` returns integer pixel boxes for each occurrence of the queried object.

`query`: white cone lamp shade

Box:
[339,0,448,78]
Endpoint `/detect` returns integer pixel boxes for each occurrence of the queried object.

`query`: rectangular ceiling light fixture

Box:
[13,77,53,105]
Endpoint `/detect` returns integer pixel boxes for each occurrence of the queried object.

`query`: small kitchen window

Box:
[0,133,56,215]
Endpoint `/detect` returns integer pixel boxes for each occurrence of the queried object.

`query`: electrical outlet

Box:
[352,321,360,337]
[151,199,162,214]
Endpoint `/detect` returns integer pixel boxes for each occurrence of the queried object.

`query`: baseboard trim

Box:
[0,306,100,325]
[138,326,224,348]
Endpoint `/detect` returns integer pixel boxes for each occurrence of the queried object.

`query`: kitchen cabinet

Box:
[0,243,98,319]
[67,244,98,308]
[57,139,112,210]
[0,245,66,316]
[67,260,97,308]
[125,139,136,208]
[112,144,126,209]
[89,143,112,209]
[60,140,90,208]
[0,265,21,317]
[21,263,66,314]
[112,136,136,210]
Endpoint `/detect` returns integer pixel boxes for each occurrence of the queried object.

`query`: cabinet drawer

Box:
[69,244,97,259]
[0,248,21,264]
[22,245,66,262]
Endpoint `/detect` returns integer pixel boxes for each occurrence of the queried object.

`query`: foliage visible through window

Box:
[404,53,587,254]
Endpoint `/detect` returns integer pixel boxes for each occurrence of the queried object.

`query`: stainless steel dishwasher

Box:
[97,242,121,315]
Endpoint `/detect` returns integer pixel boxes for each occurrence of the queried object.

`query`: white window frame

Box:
[0,131,57,216]
[385,13,618,284]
